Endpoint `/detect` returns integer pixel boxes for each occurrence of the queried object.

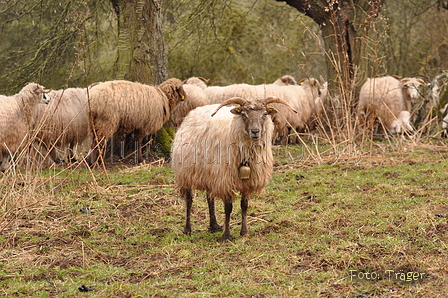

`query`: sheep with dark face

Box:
[0,83,51,171]
[171,97,297,241]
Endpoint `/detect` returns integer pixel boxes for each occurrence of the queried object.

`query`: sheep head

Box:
[274,75,297,86]
[211,96,297,141]
[399,78,425,100]
[183,77,209,89]
[300,77,323,97]
[159,78,187,111]
[23,82,52,104]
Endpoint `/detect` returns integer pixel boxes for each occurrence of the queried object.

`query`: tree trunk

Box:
[105,0,169,163]
[110,0,168,84]
[276,0,384,141]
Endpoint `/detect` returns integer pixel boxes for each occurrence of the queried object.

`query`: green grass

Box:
[1,142,448,297]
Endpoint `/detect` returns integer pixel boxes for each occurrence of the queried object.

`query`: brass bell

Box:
[239,165,251,179]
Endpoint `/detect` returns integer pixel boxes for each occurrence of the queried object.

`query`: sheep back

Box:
[88,79,182,140]
[205,76,297,105]
[205,84,262,104]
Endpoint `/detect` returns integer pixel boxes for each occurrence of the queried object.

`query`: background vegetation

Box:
[1,0,447,91]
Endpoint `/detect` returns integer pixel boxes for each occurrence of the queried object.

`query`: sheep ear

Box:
[266,106,277,115]
[230,107,242,115]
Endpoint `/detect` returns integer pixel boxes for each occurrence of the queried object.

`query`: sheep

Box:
[205,75,297,105]
[171,96,297,241]
[33,87,90,164]
[0,83,51,171]
[357,76,425,134]
[272,74,298,86]
[169,77,209,128]
[302,78,329,128]
[205,83,262,105]
[204,76,326,144]
[86,78,186,165]
[390,111,412,134]
[183,76,208,89]
[262,78,329,143]
[414,72,448,129]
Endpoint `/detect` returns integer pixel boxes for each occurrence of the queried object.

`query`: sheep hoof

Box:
[183,227,192,235]
[54,158,64,164]
[220,236,232,243]
[209,225,223,232]
[220,233,232,242]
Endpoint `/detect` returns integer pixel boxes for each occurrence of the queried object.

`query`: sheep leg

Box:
[183,189,193,235]
[49,147,62,164]
[88,135,99,166]
[136,134,144,164]
[68,143,77,163]
[206,192,222,232]
[222,202,233,242]
[240,195,249,236]
[0,156,10,172]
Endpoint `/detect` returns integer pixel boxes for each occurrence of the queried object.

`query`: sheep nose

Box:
[251,129,260,135]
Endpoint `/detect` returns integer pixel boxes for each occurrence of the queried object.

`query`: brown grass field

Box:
[1,137,448,297]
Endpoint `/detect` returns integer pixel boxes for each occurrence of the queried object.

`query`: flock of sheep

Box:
[171,74,428,240]
[0,74,433,240]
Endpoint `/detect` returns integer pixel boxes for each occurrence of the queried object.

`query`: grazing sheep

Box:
[172,96,297,241]
[300,78,329,132]
[357,76,425,134]
[0,83,51,171]
[170,77,209,128]
[263,78,329,143]
[205,75,297,105]
[87,78,186,165]
[205,83,261,105]
[33,87,90,164]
